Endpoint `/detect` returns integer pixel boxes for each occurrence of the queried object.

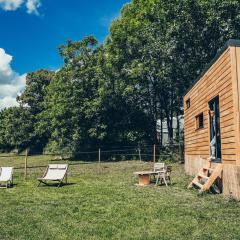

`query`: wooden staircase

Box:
[188,161,223,193]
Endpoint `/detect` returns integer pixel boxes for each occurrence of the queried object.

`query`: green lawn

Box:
[0,156,240,240]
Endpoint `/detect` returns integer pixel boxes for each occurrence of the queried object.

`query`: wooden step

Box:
[192,181,203,189]
[188,164,223,193]
[203,167,214,172]
[198,173,209,180]
[200,164,223,193]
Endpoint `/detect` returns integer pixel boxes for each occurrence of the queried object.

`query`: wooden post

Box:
[138,147,142,162]
[98,148,101,173]
[24,148,28,180]
[153,144,156,163]
[178,141,183,163]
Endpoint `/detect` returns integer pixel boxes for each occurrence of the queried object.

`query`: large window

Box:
[196,112,204,129]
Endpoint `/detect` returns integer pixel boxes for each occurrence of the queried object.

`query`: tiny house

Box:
[184,39,240,199]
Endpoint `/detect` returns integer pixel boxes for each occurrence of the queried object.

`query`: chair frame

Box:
[38,164,68,187]
[154,162,165,172]
[151,162,165,182]
[155,166,172,186]
[0,167,13,189]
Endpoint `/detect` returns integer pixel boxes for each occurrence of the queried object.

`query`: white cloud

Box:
[0,48,26,110]
[0,48,13,83]
[26,0,41,15]
[0,96,19,109]
[0,0,41,15]
[0,0,23,11]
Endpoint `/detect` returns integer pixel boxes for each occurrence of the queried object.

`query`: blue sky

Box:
[0,0,129,109]
[0,0,129,74]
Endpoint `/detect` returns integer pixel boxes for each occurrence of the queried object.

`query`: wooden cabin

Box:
[184,39,240,199]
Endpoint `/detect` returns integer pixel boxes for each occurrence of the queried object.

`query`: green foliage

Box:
[40,37,100,156]
[0,107,34,151]
[0,70,54,152]
[17,69,54,114]
[104,0,240,143]
[2,0,240,154]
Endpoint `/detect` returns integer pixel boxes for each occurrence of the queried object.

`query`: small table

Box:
[134,171,156,186]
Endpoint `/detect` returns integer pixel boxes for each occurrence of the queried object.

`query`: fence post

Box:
[179,140,184,163]
[24,148,29,180]
[98,148,101,173]
[138,147,142,162]
[153,144,156,163]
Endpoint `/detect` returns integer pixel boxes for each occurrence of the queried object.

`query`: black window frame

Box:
[186,98,190,109]
[196,112,204,130]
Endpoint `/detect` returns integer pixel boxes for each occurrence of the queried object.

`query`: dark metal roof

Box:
[184,39,240,96]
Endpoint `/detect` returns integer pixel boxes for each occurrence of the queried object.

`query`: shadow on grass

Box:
[0,184,17,188]
[38,182,76,188]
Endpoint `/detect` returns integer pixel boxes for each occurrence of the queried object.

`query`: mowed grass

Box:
[0,156,240,240]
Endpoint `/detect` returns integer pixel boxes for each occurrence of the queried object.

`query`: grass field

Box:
[0,155,240,240]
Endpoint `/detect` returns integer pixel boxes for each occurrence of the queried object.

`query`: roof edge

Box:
[184,39,240,97]
[227,39,240,47]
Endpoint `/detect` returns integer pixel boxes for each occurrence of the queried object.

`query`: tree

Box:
[102,0,240,144]
[17,69,54,151]
[2,0,240,154]
[17,69,54,114]
[40,36,100,155]
[0,107,34,151]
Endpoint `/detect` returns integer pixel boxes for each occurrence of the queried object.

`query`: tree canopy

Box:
[1,0,240,155]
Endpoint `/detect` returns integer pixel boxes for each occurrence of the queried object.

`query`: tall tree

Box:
[40,36,100,155]
[17,69,54,114]
[2,0,240,154]
[17,69,54,151]
[0,107,34,151]
[102,0,240,144]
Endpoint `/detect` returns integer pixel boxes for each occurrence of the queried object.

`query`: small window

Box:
[186,99,190,109]
[196,113,204,129]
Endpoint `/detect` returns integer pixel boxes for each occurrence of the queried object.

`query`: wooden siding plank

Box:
[234,47,240,165]
[184,47,237,166]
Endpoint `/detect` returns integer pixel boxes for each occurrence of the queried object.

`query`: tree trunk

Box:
[176,111,180,142]
[166,115,173,144]
[160,115,163,147]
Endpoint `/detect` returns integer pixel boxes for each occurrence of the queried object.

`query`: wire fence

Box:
[0,143,184,180]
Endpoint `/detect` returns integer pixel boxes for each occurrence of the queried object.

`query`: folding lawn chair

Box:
[155,166,172,186]
[154,162,165,172]
[0,167,13,188]
[150,162,165,182]
[38,164,68,187]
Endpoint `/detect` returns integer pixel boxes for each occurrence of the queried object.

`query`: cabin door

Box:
[209,96,221,162]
